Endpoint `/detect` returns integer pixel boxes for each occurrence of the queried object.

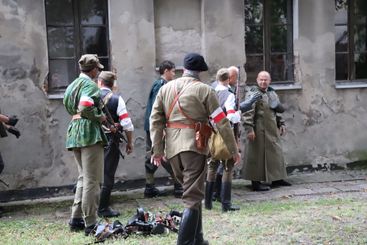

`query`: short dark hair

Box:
[159,60,175,75]
[100,79,114,88]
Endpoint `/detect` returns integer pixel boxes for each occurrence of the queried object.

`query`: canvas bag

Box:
[209,130,232,160]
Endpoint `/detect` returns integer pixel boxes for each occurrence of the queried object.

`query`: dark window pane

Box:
[99,58,110,71]
[45,0,73,25]
[335,0,348,25]
[245,0,264,25]
[271,0,287,24]
[336,53,348,80]
[335,25,348,52]
[271,25,287,52]
[245,25,263,54]
[354,24,367,53]
[270,54,287,81]
[47,27,75,58]
[355,52,367,79]
[80,0,107,25]
[81,27,107,56]
[49,59,76,91]
[354,0,367,18]
[245,55,264,83]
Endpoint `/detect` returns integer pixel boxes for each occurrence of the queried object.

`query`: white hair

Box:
[228,66,239,75]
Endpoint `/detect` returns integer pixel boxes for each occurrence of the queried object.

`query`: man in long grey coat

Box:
[242,71,291,191]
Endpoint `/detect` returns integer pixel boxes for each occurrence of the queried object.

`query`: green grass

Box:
[0,196,367,245]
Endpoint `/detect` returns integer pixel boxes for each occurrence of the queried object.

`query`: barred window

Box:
[45,0,110,94]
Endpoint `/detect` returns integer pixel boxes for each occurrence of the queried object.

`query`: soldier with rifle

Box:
[97,71,134,218]
[64,54,107,236]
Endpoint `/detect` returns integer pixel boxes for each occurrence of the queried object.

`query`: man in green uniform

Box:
[63,54,108,236]
[150,53,240,245]
[242,71,291,191]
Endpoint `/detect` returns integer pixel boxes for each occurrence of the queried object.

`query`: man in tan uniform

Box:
[150,53,240,245]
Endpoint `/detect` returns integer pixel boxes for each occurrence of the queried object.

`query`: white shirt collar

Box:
[215,83,229,91]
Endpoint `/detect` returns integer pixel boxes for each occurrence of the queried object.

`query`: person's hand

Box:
[279,125,286,136]
[233,152,241,166]
[126,142,133,154]
[151,154,165,167]
[247,131,256,141]
[7,126,20,138]
[99,115,107,123]
[109,125,117,133]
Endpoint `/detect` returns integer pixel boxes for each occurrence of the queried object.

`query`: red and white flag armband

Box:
[210,107,226,123]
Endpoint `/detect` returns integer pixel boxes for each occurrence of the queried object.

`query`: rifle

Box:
[233,66,241,142]
[99,96,127,159]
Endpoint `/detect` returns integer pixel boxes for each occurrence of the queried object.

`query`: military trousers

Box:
[207,159,235,183]
[170,151,207,210]
[145,131,176,184]
[102,134,120,192]
[71,143,104,227]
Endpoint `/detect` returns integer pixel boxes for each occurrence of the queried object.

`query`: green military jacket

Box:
[63,73,107,149]
[150,74,238,159]
[242,85,287,182]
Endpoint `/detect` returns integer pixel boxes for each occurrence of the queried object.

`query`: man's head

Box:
[228,66,239,87]
[98,71,116,89]
[78,54,104,79]
[216,68,230,85]
[256,71,271,91]
[183,53,208,72]
[159,60,176,81]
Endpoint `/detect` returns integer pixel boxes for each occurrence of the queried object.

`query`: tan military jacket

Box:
[150,74,238,159]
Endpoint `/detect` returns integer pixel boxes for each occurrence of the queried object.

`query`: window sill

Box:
[271,82,302,91]
[335,81,367,89]
[47,94,64,100]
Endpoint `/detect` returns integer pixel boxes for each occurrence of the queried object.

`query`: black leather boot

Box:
[98,188,120,217]
[194,205,209,245]
[204,182,214,210]
[177,208,199,245]
[221,182,240,212]
[252,181,270,191]
[212,173,222,202]
[174,183,184,198]
[68,218,85,232]
[144,183,161,198]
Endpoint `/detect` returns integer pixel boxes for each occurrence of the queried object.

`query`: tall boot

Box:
[212,173,222,202]
[177,208,199,245]
[204,182,214,210]
[194,205,209,245]
[221,182,240,212]
[98,188,120,217]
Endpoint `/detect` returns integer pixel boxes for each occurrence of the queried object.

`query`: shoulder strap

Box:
[165,81,196,121]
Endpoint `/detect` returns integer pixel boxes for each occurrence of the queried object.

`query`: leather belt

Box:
[72,114,81,120]
[166,122,195,129]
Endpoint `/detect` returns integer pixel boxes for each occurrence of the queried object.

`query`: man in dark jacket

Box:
[143,60,183,198]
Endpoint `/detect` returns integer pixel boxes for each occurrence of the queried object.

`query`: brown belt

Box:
[72,114,81,120]
[166,122,195,129]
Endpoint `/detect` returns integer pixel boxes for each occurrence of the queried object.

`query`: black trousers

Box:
[0,152,4,175]
[102,135,120,192]
[145,131,174,175]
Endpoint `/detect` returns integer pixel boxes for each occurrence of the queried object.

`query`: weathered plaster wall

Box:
[109,0,157,181]
[281,0,367,168]
[1,0,366,194]
[154,0,201,66]
[0,0,75,190]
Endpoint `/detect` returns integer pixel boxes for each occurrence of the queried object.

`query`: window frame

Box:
[335,0,367,88]
[45,0,110,96]
[245,0,296,85]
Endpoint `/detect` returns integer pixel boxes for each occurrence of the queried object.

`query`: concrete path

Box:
[1,169,366,208]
